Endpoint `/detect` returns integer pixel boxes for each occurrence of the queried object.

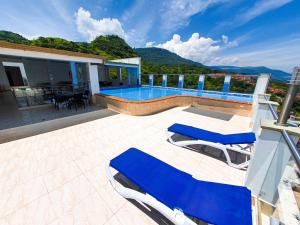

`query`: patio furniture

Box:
[82,90,90,106]
[107,148,253,225]
[53,93,73,110]
[69,93,85,111]
[166,123,256,169]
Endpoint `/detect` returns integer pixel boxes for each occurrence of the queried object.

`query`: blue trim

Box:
[223,82,230,93]
[198,82,204,91]
[149,77,153,86]
[70,62,79,88]
[162,79,167,87]
[178,80,183,89]
[100,85,141,91]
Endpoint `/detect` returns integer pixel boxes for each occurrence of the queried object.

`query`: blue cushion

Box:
[168,123,256,145]
[110,148,252,225]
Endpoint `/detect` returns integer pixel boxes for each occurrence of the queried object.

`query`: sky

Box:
[0,0,299,72]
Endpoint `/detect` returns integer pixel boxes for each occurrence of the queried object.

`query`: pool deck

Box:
[0,107,251,225]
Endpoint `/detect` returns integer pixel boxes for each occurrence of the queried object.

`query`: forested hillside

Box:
[136,47,203,66]
[0,31,137,59]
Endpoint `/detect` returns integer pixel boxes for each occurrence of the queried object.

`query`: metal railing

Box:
[265,94,300,169]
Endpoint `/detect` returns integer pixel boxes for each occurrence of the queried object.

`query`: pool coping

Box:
[96,93,253,105]
[95,93,253,117]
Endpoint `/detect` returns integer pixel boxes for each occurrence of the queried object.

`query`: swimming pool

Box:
[100,86,253,103]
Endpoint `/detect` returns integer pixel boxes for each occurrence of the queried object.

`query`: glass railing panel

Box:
[167,75,178,88]
[204,75,224,92]
[141,75,149,85]
[258,134,300,225]
[153,75,162,86]
[183,75,198,90]
[230,75,257,94]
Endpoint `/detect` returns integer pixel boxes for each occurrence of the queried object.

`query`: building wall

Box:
[23,59,50,85]
[47,60,70,85]
[98,65,109,81]
[76,63,88,84]
[0,62,10,91]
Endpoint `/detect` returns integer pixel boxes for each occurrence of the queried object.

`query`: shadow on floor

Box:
[167,133,248,165]
[114,173,207,225]
[183,106,233,121]
[0,104,118,144]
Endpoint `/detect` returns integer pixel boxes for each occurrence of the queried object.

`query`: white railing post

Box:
[149,74,153,86]
[253,73,271,101]
[162,74,167,87]
[178,74,184,89]
[223,74,231,93]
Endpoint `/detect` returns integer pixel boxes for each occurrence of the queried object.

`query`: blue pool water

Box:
[100,86,253,103]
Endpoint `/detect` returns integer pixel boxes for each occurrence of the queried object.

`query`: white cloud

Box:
[222,35,228,44]
[75,7,126,42]
[156,33,220,63]
[147,33,242,66]
[209,56,240,65]
[160,0,228,34]
[146,41,156,47]
[241,0,293,24]
[221,37,300,72]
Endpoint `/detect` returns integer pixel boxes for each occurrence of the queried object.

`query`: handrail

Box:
[282,130,300,169]
[141,73,259,77]
[264,94,300,168]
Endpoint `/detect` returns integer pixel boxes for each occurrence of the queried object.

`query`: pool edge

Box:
[95,93,253,117]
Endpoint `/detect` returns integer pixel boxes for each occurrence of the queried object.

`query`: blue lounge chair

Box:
[107,148,253,225]
[166,123,256,169]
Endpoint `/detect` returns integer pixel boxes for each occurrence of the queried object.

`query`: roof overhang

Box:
[0,42,104,64]
[105,61,139,68]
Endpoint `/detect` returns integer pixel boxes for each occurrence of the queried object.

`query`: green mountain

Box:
[0,31,30,44]
[91,35,137,58]
[0,31,137,59]
[136,47,203,66]
[136,47,290,81]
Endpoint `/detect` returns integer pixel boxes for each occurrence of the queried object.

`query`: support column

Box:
[87,63,99,104]
[178,74,184,89]
[135,68,139,85]
[198,74,205,91]
[104,66,110,81]
[70,62,78,89]
[223,74,231,93]
[162,74,167,87]
[117,67,122,82]
[245,120,300,205]
[149,74,153,86]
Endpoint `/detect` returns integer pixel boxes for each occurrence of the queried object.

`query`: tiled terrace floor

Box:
[0,107,252,225]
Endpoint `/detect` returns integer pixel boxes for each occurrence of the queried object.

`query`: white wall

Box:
[87,63,99,97]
